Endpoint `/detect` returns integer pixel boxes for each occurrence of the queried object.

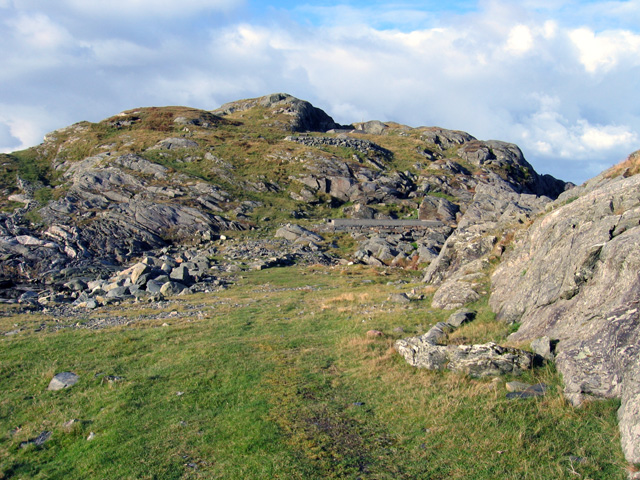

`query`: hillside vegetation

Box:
[0,266,626,479]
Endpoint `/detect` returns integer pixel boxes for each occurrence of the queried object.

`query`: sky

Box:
[1,1,640,184]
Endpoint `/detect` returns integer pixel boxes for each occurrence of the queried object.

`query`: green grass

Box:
[0,266,627,479]
[426,191,458,203]
[0,151,54,202]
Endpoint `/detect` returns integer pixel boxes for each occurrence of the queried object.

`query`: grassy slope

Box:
[0,266,626,479]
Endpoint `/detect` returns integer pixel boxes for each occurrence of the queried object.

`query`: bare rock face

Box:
[430,275,483,310]
[421,176,561,314]
[490,172,640,463]
[27,151,245,266]
[423,181,552,287]
[419,127,475,149]
[418,196,459,224]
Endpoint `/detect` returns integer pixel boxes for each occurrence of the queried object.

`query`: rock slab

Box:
[395,318,535,377]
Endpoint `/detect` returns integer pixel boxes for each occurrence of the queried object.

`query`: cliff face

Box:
[490,159,640,463]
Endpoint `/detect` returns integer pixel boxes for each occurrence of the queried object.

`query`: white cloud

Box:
[0,121,21,153]
[506,94,639,181]
[581,123,637,150]
[0,107,64,153]
[85,39,157,67]
[505,24,534,54]
[1,1,639,185]
[570,27,640,73]
[7,12,72,49]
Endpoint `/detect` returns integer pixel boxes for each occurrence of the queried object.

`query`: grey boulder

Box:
[160,281,187,296]
[395,337,535,378]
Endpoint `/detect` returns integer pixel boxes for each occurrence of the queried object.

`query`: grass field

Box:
[0,266,627,479]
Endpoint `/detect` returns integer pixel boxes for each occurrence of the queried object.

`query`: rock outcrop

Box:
[213,93,344,132]
[422,180,557,310]
[396,315,537,377]
[1,94,572,293]
[490,164,640,463]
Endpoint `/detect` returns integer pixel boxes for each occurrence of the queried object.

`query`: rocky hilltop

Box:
[2,93,639,467]
[0,93,567,291]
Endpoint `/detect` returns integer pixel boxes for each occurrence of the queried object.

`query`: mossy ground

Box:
[0,265,627,479]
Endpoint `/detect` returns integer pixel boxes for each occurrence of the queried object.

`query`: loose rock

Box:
[20,431,51,448]
[48,372,79,391]
[388,293,411,304]
[447,309,476,328]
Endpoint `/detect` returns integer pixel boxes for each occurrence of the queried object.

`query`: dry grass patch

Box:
[604,150,640,179]
[423,285,438,295]
[320,292,372,312]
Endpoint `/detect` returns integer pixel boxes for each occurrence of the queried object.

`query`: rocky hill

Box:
[0,93,567,291]
[3,93,640,470]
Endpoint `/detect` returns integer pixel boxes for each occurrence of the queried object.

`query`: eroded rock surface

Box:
[490,171,640,463]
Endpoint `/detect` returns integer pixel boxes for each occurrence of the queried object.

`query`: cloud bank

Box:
[1,0,639,184]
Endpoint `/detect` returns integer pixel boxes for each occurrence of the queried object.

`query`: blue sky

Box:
[1,0,640,184]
